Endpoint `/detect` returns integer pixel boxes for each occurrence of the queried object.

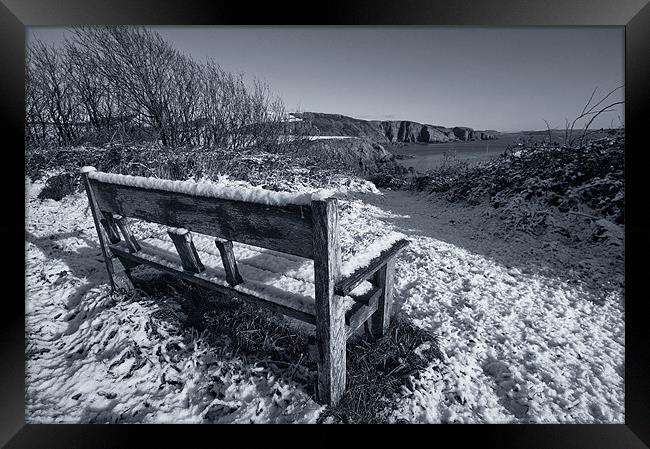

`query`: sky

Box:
[28,26,624,132]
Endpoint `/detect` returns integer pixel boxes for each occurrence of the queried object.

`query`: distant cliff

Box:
[290,112,498,143]
[301,137,400,175]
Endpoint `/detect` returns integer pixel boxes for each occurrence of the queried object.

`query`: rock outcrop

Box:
[376,121,455,143]
[301,137,400,175]
[452,126,472,141]
[453,127,496,141]
[290,112,498,144]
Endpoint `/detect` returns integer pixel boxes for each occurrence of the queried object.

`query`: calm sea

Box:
[386,135,521,172]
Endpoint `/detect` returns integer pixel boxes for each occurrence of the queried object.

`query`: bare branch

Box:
[542,119,553,144]
[577,100,625,147]
[579,86,598,117]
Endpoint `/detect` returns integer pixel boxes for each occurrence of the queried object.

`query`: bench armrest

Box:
[334,238,410,297]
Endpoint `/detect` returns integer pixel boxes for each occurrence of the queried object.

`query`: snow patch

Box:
[307,136,355,141]
[167,227,189,236]
[340,231,407,277]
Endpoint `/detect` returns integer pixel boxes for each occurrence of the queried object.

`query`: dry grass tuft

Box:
[318,319,443,423]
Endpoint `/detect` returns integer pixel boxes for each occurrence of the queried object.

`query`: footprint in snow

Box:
[483,359,530,420]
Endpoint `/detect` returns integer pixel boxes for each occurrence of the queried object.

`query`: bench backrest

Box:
[84,170,334,259]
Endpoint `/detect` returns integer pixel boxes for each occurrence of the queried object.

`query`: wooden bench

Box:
[80,166,409,405]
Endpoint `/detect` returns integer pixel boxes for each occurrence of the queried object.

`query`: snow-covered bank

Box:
[25,175,624,423]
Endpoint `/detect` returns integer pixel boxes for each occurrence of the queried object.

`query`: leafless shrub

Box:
[539,86,624,149]
[26,40,81,146]
[26,26,293,151]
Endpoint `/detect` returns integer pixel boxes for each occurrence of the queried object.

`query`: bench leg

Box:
[312,198,346,406]
[82,170,131,293]
[368,258,395,339]
[315,296,347,406]
[115,256,140,288]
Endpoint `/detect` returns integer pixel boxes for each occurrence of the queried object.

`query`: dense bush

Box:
[408,135,625,225]
[26,142,358,195]
[37,172,81,201]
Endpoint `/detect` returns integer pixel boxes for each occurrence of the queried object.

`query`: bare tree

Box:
[27,40,81,145]
[26,26,292,151]
[68,27,181,145]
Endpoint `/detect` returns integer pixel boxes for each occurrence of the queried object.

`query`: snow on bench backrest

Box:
[82,167,335,258]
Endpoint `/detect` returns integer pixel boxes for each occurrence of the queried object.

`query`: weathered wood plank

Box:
[334,239,409,297]
[167,229,205,273]
[100,212,121,244]
[108,243,317,325]
[311,198,346,406]
[344,286,380,318]
[307,336,320,363]
[369,258,395,338]
[89,179,314,258]
[113,214,141,253]
[345,288,381,339]
[214,238,243,286]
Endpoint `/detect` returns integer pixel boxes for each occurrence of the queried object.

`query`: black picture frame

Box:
[2,0,648,447]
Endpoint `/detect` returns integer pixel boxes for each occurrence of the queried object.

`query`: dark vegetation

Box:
[28,144,342,187]
[28,139,403,202]
[37,172,79,201]
[370,133,624,237]
[418,136,622,218]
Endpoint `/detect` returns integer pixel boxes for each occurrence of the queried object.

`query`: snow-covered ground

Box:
[350,190,624,423]
[25,175,624,423]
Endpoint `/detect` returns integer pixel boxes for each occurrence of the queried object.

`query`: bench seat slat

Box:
[110,242,318,325]
[110,234,361,304]
[109,235,380,333]
[335,239,410,297]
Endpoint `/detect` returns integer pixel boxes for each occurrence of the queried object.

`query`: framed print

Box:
[1,0,649,447]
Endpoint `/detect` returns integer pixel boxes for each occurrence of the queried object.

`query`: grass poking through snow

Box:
[318,319,444,424]
[128,269,443,423]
